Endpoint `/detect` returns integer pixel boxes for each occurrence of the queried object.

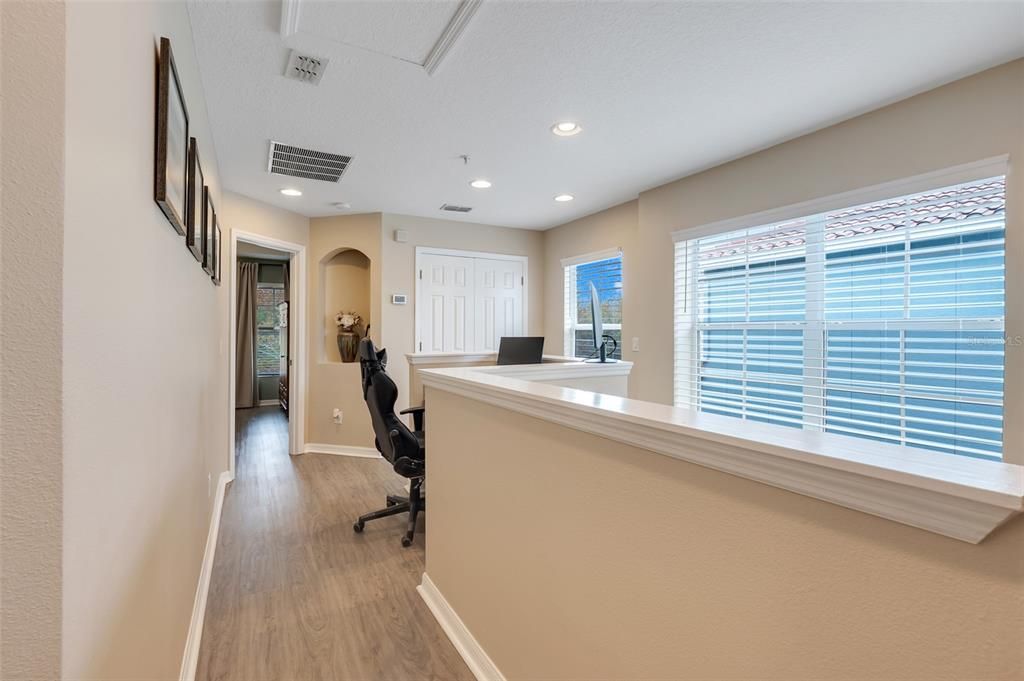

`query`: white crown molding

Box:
[303,443,380,458]
[421,368,1023,544]
[179,470,232,681]
[418,573,506,681]
[422,0,483,75]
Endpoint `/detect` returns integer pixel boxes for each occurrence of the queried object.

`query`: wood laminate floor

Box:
[196,407,473,681]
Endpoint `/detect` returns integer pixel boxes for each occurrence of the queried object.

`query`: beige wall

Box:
[426,388,1024,680]
[380,213,545,410]
[542,200,638,364]
[222,190,310,248]
[307,213,382,447]
[219,197,380,449]
[541,61,1024,462]
[0,1,64,677]
[60,1,230,678]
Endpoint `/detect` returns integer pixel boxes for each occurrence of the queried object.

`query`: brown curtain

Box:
[282,262,290,303]
[236,262,259,408]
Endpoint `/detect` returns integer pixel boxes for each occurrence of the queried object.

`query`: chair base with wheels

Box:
[353,477,424,547]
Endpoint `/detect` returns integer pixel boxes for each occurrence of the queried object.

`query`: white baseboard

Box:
[258,399,279,407]
[179,470,232,681]
[417,573,505,681]
[303,442,380,458]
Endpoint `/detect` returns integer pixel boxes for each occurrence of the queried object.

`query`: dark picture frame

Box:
[212,221,222,286]
[154,36,189,235]
[185,138,204,262]
[203,187,216,276]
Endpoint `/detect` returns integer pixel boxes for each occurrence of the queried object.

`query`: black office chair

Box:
[352,338,426,547]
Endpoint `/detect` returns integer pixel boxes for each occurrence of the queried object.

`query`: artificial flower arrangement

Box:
[334,312,361,332]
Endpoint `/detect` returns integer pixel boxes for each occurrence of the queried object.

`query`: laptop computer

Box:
[496,336,545,365]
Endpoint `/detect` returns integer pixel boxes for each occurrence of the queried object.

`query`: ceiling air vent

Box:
[440,203,473,213]
[284,50,329,85]
[268,141,352,183]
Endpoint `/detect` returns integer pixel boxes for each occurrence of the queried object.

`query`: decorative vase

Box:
[337,331,359,363]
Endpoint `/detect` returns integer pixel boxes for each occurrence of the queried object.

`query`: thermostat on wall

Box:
[391,294,408,305]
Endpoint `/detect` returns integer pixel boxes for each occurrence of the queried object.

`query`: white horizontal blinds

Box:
[674,175,1006,460]
[564,254,623,359]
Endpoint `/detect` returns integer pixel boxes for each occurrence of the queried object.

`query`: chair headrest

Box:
[358,337,378,361]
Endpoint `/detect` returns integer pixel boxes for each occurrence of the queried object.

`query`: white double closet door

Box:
[417,252,525,353]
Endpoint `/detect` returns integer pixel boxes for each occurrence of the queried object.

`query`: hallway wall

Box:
[62,2,229,678]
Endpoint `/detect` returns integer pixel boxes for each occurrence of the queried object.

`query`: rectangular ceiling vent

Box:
[267,141,352,183]
[440,203,473,213]
[284,50,329,85]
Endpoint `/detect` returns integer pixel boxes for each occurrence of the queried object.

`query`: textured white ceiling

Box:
[188,0,1024,230]
[297,0,461,63]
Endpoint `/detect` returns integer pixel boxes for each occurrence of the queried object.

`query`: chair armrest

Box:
[400,405,425,431]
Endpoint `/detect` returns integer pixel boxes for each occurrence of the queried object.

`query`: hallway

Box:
[196,407,472,680]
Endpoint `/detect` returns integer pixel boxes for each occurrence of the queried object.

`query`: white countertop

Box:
[406,351,573,365]
[420,364,1024,544]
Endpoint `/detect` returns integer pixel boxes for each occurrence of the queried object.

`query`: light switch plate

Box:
[392,294,408,305]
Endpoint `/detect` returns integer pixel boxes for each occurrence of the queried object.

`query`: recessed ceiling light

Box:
[551,121,582,137]
[280,188,302,197]
[554,193,574,202]
[470,179,492,189]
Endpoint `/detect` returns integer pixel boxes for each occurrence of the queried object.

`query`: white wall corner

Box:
[179,470,232,681]
[417,573,506,681]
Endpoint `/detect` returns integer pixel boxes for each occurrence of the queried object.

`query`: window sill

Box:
[420,367,1023,544]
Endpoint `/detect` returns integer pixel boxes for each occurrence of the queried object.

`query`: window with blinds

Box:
[256,283,286,377]
[564,252,623,359]
[674,174,1006,460]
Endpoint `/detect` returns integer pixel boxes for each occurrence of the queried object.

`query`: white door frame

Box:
[228,230,308,479]
[414,247,529,353]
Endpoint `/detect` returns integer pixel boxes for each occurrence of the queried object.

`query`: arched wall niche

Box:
[319,246,371,362]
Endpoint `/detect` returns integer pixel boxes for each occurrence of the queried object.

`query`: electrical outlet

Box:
[333,408,343,424]
[632,337,640,352]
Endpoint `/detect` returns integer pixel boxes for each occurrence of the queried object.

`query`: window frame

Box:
[256,281,286,378]
[562,248,623,359]
[672,157,1010,461]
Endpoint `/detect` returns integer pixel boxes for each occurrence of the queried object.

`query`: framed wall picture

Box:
[154,36,189,235]
[185,138,204,262]
[212,221,222,286]
[203,186,216,276]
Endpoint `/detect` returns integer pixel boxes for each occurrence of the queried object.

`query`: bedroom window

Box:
[256,283,286,377]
